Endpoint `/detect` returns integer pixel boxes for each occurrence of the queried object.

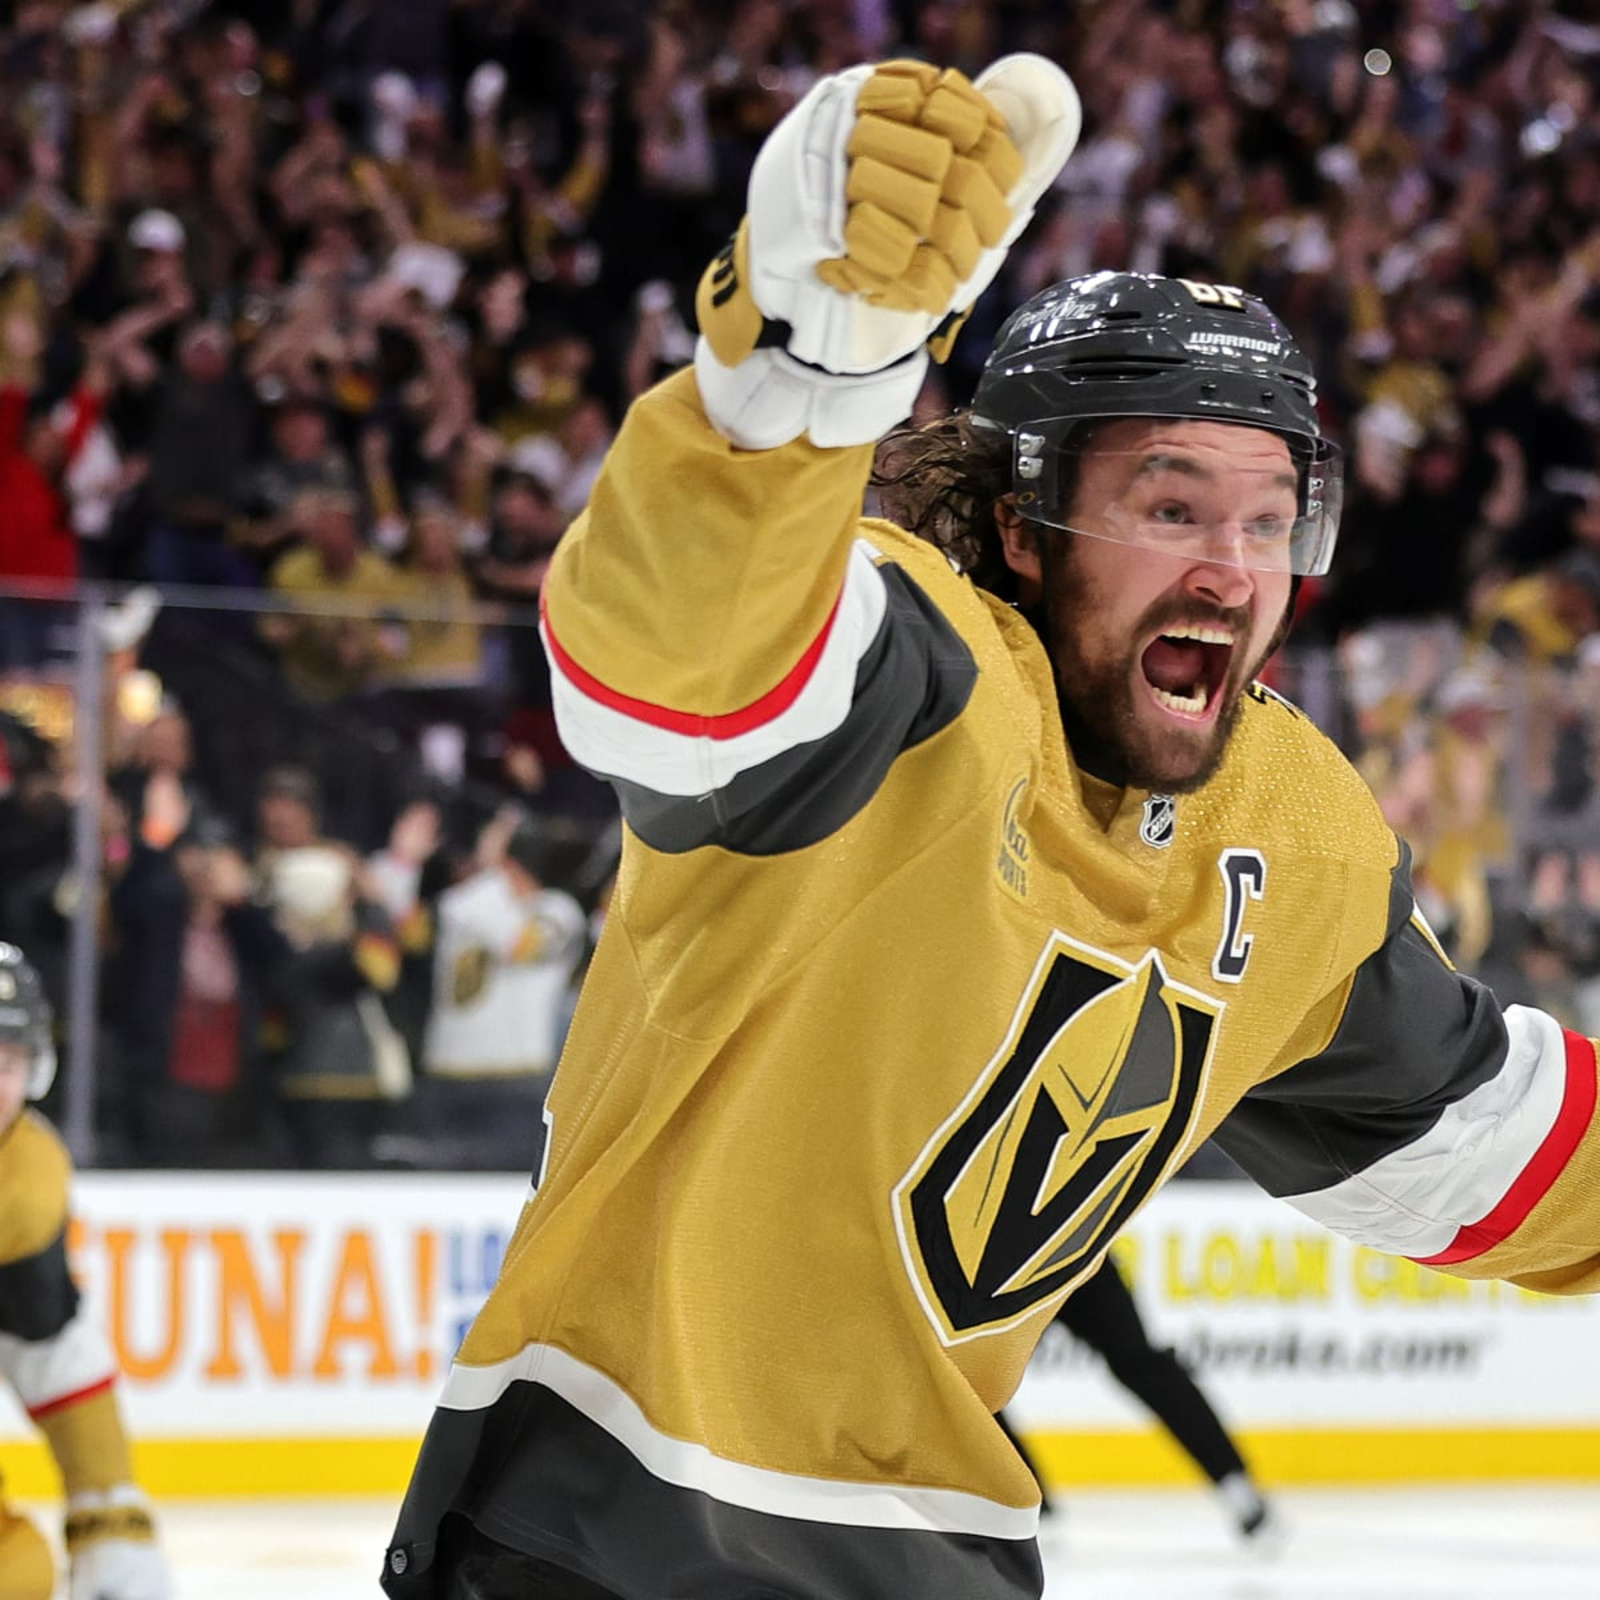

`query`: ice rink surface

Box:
[30,1484,1598,1598]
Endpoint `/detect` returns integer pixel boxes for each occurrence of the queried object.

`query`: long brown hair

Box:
[871,411,1019,601]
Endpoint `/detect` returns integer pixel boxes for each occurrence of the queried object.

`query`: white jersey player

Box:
[424,824,586,1082]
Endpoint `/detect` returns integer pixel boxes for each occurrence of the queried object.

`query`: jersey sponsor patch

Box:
[894,933,1220,1343]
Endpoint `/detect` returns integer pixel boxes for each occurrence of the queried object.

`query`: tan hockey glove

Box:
[695,54,1081,449]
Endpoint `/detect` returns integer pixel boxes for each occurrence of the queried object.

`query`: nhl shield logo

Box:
[1140,794,1176,848]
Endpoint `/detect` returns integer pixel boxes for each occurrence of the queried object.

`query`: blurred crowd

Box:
[0,0,1599,1163]
[4,659,621,1168]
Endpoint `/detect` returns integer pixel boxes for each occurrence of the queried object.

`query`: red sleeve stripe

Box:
[28,1373,116,1420]
[1411,1029,1598,1267]
[540,591,843,742]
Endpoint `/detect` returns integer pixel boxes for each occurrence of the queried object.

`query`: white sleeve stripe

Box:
[1278,1005,1572,1259]
[545,539,888,798]
[438,1340,1038,1540]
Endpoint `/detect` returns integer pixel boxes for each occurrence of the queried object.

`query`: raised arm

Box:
[542,58,1080,811]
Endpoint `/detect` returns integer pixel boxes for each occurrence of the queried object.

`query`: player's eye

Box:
[1149,500,1193,526]
[1247,514,1291,542]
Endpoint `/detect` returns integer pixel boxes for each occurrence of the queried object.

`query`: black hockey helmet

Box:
[0,942,56,1099]
[971,271,1342,576]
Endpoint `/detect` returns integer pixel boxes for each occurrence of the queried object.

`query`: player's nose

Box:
[1181,549,1256,609]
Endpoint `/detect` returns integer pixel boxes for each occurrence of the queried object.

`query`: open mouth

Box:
[1139,626,1236,720]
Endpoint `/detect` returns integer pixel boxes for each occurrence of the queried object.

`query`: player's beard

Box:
[1042,536,1280,794]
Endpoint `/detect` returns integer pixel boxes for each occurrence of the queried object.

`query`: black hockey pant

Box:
[436,1517,623,1600]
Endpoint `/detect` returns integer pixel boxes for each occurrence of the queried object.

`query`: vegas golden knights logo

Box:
[894,935,1220,1344]
[452,945,494,1006]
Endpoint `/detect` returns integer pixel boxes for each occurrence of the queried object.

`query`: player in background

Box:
[384,53,1600,1600]
[996,1256,1274,1539]
[0,945,172,1600]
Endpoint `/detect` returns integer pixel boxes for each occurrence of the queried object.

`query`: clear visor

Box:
[1012,433,1344,577]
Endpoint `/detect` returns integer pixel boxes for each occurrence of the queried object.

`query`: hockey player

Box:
[0,945,172,1600]
[384,54,1600,1600]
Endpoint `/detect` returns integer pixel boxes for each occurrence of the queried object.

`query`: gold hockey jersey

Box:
[385,370,1600,1600]
[0,1112,136,1495]
[0,1111,84,1349]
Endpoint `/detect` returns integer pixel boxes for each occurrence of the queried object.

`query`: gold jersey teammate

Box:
[0,945,171,1600]
[385,54,1600,1600]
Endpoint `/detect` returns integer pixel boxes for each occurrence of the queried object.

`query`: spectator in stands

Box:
[478,460,567,600]
[491,321,596,450]
[0,714,71,1004]
[107,703,210,853]
[234,394,359,561]
[106,816,279,1169]
[1331,410,1491,629]
[0,116,87,339]
[0,311,104,665]
[262,487,402,702]
[620,278,697,402]
[1376,666,1512,969]
[254,763,325,859]
[260,845,406,1168]
[108,63,231,303]
[418,813,584,1171]
[1476,550,1600,666]
[379,492,488,780]
[250,765,408,1167]
[365,795,449,1075]
[1521,643,1600,1003]
[143,320,257,589]
[478,459,576,806]
[114,208,195,350]
[542,393,614,521]
[99,716,230,1163]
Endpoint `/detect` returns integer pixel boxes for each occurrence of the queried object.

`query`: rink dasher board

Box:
[2,1174,1597,1496]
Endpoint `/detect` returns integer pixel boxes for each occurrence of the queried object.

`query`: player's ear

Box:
[995,496,1043,590]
